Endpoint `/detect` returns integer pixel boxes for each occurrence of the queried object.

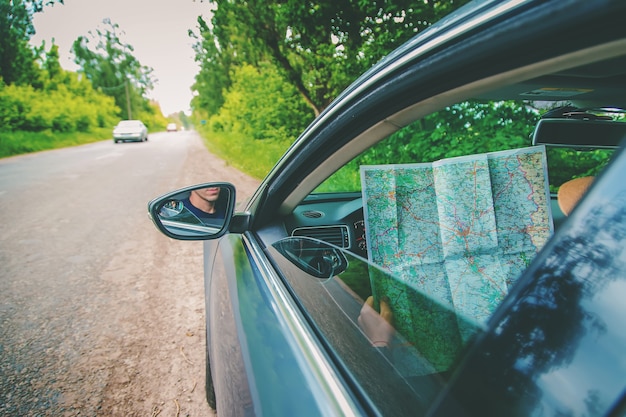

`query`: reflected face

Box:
[192,187,221,203]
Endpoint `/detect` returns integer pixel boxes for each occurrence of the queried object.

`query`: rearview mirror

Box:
[147,182,236,240]
[532,118,625,149]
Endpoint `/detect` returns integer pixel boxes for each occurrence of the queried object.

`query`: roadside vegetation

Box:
[190,1,613,188]
[0,0,168,159]
[0,128,112,159]
[1,0,615,184]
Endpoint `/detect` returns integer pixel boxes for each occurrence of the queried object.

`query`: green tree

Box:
[194,0,471,116]
[72,18,156,121]
[189,15,230,117]
[42,41,62,80]
[0,0,62,86]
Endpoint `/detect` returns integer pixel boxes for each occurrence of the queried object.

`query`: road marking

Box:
[95,152,124,160]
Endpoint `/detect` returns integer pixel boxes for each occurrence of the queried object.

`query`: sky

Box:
[30,0,213,116]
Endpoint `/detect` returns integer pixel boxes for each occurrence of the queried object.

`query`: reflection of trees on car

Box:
[447,194,626,416]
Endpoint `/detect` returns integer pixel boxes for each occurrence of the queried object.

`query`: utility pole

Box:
[125,79,132,119]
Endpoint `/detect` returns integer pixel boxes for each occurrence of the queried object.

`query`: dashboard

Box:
[284,193,368,258]
[283,194,567,261]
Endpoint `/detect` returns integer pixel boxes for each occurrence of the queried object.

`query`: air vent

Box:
[302,210,324,219]
[292,225,350,248]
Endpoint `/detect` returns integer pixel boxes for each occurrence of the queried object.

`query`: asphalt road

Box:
[0,131,259,416]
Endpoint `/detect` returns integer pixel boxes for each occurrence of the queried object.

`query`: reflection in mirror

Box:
[268,236,483,414]
[150,185,233,239]
[273,237,349,279]
[159,199,184,217]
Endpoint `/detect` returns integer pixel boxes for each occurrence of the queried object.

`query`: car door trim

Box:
[242,231,364,416]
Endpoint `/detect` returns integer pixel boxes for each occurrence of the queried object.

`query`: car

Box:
[166,122,178,132]
[147,1,626,416]
[113,119,148,143]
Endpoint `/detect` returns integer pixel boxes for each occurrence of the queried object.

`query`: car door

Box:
[206,232,366,417]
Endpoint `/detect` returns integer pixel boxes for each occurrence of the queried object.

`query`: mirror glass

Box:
[150,185,233,239]
[533,118,625,149]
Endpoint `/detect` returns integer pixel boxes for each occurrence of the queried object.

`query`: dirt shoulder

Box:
[66,133,260,416]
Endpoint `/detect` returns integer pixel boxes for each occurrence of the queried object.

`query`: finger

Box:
[359,295,375,320]
[379,299,393,324]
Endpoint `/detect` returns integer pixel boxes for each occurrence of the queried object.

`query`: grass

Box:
[0,128,113,159]
[196,125,364,192]
[197,125,293,180]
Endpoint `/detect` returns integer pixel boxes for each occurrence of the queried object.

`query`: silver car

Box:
[113,120,148,143]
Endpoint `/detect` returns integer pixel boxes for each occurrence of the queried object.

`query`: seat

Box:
[557,176,594,216]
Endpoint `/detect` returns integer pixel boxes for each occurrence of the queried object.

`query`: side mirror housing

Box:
[147,182,236,241]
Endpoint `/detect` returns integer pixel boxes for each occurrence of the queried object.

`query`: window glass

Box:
[268,237,470,415]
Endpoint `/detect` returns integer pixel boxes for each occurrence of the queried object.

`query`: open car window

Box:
[309,99,617,233]
[315,100,617,195]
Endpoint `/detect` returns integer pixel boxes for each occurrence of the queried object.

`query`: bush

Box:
[0,83,29,130]
[0,76,119,133]
[211,63,314,142]
[194,62,315,179]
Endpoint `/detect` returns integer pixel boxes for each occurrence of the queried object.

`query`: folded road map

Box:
[361,146,553,371]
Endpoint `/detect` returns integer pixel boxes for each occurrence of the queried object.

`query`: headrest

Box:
[557,176,594,216]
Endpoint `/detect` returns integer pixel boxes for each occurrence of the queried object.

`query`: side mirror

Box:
[147,182,236,240]
[272,237,349,279]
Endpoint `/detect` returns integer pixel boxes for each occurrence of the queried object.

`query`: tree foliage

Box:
[190,0,475,178]
[209,63,312,141]
[0,0,63,86]
[71,18,161,124]
[189,15,229,117]
[1,42,119,133]
[194,0,470,117]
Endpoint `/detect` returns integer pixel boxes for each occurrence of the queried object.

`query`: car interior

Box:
[282,43,626,261]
